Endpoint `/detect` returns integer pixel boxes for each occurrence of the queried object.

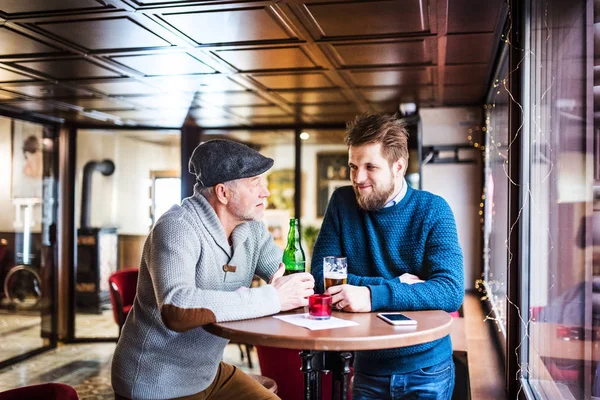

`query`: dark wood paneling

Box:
[163,8,292,44]
[0,0,506,124]
[112,53,213,76]
[37,17,171,50]
[0,0,105,15]
[349,68,432,86]
[0,68,35,82]
[16,59,121,79]
[444,64,488,85]
[305,0,428,38]
[447,0,504,33]
[215,47,317,71]
[334,40,432,67]
[276,89,347,104]
[446,33,495,64]
[228,105,289,117]
[0,27,58,56]
[2,83,91,98]
[195,91,270,107]
[117,234,146,271]
[444,85,485,104]
[362,86,434,103]
[251,73,335,89]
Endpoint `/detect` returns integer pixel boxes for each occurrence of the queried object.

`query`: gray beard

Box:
[353,184,395,211]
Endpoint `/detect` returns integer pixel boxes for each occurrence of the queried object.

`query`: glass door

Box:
[0,116,58,367]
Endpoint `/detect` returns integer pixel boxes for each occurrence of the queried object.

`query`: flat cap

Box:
[189,139,274,187]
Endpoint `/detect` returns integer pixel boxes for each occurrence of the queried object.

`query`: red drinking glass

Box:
[308,294,332,320]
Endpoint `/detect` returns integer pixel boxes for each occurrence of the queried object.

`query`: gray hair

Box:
[198,180,239,199]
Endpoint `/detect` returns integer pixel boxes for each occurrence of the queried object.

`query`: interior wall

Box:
[261,142,348,228]
[0,116,13,231]
[421,107,483,290]
[0,116,44,234]
[77,130,180,236]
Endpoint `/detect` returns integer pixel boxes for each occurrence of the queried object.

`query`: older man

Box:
[112,139,314,400]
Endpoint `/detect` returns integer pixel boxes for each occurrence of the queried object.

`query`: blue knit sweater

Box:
[311,185,464,375]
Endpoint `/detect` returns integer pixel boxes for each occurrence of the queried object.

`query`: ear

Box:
[214,183,229,205]
[395,158,408,176]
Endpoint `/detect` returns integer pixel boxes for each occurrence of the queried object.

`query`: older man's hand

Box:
[270,263,314,311]
[326,284,371,312]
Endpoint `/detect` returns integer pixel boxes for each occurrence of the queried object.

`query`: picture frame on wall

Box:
[11,120,44,200]
[316,152,350,217]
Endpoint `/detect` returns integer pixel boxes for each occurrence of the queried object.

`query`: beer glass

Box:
[323,256,348,291]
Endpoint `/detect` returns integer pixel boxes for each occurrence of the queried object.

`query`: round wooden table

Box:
[206,310,453,400]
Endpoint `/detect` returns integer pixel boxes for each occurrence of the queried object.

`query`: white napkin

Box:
[273,313,359,331]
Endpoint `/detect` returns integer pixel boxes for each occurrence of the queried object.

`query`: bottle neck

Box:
[286,221,301,248]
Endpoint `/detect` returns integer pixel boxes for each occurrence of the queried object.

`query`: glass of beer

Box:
[324,256,348,291]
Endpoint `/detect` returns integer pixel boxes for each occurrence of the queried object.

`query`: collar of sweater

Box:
[185,192,251,258]
[365,185,415,215]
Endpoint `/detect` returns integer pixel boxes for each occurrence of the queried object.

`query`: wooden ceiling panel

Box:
[334,40,432,67]
[447,0,504,34]
[215,47,316,71]
[108,109,188,120]
[244,116,297,124]
[112,53,214,76]
[1,83,91,98]
[349,68,432,87]
[252,73,335,89]
[163,8,292,44]
[0,27,59,56]
[0,100,57,111]
[64,97,134,110]
[84,80,163,96]
[229,106,289,117]
[277,89,347,104]
[127,95,193,109]
[0,0,506,125]
[300,103,359,115]
[444,64,488,85]
[304,0,429,38]
[446,33,494,64]
[444,85,485,104]
[145,75,245,93]
[16,59,121,79]
[0,0,105,15]
[0,90,19,100]
[38,17,171,50]
[195,91,270,107]
[362,86,434,103]
[0,67,34,82]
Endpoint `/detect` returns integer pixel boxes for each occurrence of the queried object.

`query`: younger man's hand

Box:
[326,284,371,312]
[270,263,315,311]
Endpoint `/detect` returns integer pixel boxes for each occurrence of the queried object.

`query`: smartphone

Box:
[377,313,418,326]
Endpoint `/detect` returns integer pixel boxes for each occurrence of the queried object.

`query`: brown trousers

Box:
[115,362,280,400]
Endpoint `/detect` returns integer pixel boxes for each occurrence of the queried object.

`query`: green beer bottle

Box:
[282,218,306,275]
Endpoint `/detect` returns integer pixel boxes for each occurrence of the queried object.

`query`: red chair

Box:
[256,346,352,400]
[0,383,79,400]
[108,268,139,336]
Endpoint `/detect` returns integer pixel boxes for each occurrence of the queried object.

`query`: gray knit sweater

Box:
[111,192,282,399]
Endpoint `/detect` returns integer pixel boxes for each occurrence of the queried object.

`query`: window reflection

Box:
[524,0,597,398]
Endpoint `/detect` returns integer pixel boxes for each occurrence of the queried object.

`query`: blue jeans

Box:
[352,357,455,400]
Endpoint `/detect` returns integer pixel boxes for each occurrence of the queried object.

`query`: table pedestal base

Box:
[300,350,353,400]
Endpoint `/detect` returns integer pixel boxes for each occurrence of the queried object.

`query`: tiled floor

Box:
[0,308,260,399]
[0,342,260,399]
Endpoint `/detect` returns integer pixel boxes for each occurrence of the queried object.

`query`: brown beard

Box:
[353,183,395,211]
